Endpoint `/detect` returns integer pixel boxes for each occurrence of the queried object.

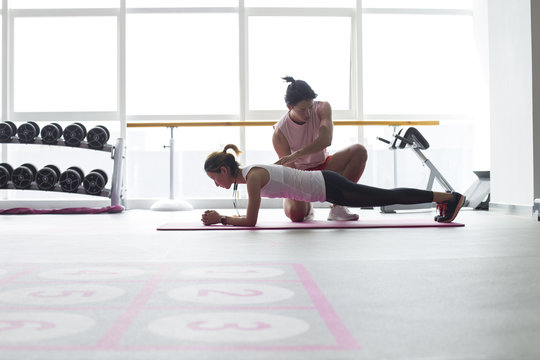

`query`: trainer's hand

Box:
[274,153,297,166]
[201,210,221,225]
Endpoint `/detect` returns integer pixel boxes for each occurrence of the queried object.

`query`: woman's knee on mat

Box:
[283,198,311,222]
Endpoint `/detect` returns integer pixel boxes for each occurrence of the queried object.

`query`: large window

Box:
[0,0,489,205]
[363,15,478,117]
[127,13,239,116]
[362,0,472,10]
[14,17,117,112]
[360,1,487,193]
[11,0,119,9]
[248,16,351,112]
[1,3,120,202]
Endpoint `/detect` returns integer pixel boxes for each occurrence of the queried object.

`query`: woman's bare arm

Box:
[201,168,267,227]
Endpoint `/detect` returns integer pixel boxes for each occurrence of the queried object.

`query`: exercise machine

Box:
[463,170,490,210]
[377,127,490,213]
[377,127,454,213]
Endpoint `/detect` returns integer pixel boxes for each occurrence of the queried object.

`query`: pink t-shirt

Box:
[274,101,328,170]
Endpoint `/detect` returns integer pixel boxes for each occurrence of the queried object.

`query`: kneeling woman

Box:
[202,144,465,227]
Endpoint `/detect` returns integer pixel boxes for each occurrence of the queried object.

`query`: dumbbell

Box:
[86,125,110,150]
[17,122,40,143]
[36,164,61,191]
[0,163,13,188]
[0,121,17,143]
[59,166,84,193]
[63,123,87,147]
[83,169,108,195]
[12,163,37,189]
[40,123,63,145]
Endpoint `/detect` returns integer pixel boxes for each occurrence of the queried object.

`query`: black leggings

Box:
[322,170,434,207]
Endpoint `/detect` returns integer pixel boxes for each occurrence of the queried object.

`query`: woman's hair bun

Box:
[282,76,295,83]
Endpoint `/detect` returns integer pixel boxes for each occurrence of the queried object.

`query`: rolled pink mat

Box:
[0,205,124,215]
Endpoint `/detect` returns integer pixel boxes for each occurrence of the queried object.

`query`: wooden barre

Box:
[127,120,440,128]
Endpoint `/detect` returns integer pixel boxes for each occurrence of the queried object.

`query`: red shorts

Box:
[305,156,332,171]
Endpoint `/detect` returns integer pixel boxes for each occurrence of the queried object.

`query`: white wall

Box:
[533,0,540,202]
[488,0,537,209]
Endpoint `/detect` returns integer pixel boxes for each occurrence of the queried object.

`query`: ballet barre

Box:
[127,120,440,211]
[127,120,440,128]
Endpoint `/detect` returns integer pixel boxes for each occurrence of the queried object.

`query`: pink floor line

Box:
[163,279,303,283]
[124,344,355,351]
[0,267,41,287]
[0,263,359,352]
[0,262,299,267]
[143,305,317,311]
[9,279,303,285]
[94,264,173,349]
[293,263,361,350]
[0,305,316,311]
[12,280,154,284]
[0,344,355,352]
[0,306,133,311]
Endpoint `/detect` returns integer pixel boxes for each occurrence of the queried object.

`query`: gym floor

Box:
[1,207,539,360]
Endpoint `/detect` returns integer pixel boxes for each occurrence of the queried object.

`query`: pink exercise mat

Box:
[157,218,464,231]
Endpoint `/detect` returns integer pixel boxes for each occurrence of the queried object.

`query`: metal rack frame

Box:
[0,137,125,206]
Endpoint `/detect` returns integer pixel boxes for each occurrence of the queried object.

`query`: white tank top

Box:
[274,101,328,169]
[242,164,326,203]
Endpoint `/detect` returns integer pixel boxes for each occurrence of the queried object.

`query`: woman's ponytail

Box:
[204,144,242,176]
[222,144,242,156]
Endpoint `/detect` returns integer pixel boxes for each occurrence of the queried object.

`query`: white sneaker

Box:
[327,205,359,221]
[303,204,315,221]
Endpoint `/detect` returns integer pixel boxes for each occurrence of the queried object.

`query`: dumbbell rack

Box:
[1,137,125,207]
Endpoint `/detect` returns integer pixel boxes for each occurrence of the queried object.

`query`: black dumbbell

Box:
[86,125,110,150]
[83,169,108,195]
[63,123,87,147]
[12,163,37,189]
[59,166,85,192]
[0,121,17,143]
[17,122,40,143]
[0,163,13,188]
[40,123,63,145]
[36,164,61,191]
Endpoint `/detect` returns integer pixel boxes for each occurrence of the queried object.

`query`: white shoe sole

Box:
[327,214,359,221]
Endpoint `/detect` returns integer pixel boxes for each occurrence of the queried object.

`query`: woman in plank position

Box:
[201,144,465,227]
